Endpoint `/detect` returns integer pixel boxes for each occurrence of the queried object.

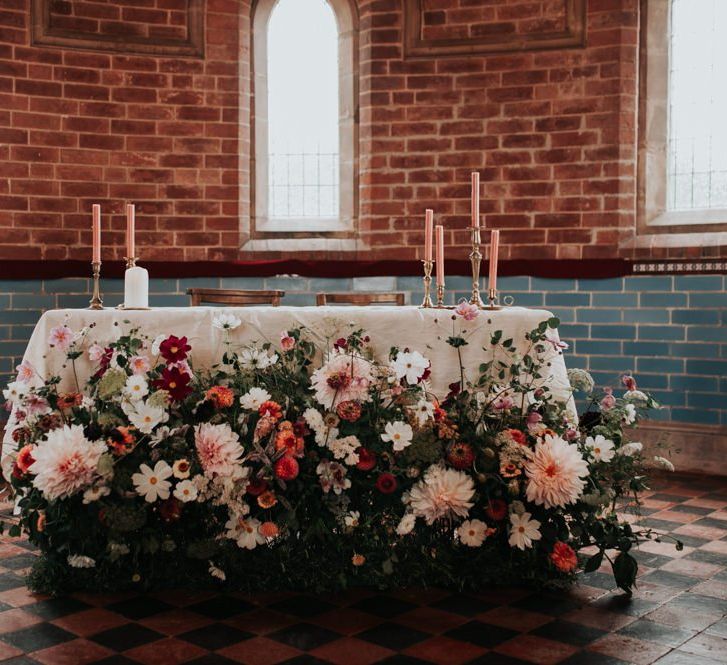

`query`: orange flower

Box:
[550,541,578,572]
[259,400,283,421]
[205,386,234,409]
[108,426,136,456]
[257,490,278,509]
[16,445,35,473]
[505,429,527,446]
[278,420,294,431]
[352,553,366,566]
[259,521,279,539]
[500,462,521,478]
[274,430,304,458]
[57,392,83,409]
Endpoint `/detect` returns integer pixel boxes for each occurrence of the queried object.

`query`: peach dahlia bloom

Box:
[524,435,589,509]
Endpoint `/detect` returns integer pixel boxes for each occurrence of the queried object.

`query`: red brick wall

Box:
[0,0,644,263]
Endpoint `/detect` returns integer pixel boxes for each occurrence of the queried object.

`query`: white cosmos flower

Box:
[622,403,637,425]
[123,375,148,402]
[127,401,169,434]
[396,513,416,536]
[67,554,96,568]
[82,485,110,504]
[132,460,173,502]
[239,387,272,410]
[225,515,265,550]
[2,381,27,407]
[212,313,242,331]
[508,512,542,550]
[173,479,198,503]
[391,351,429,384]
[344,511,360,527]
[381,421,414,452]
[239,347,278,370]
[457,519,489,547]
[585,435,615,463]
[618,441,643,457]
[411,398,434,426]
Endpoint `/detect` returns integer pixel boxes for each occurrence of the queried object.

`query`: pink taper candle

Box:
[488,229,500,292]
[471,171,480,228]
[424,209,434,262]
[126,203,135,259]
[92,204,101,263]
[435,224,444,286]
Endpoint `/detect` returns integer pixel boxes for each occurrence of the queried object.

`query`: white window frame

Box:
[639,0,727,233]
[250,0,358,245]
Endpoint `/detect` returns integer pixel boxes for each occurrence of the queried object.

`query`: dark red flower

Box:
[274,456,299,481]
[356,447,376,471]
[93,347,114,379]
[333,337,348,350]
[485,498,508,522]
[153,366,192,402]
[159,335,191,363]
[158,498,183,522]
[375,472,397,494]
[246,477,269,496]
[622,374,637,391]
[326,371,351,391]
[337,400,362,422]
[446,442,475,470]
[258,400,283,421]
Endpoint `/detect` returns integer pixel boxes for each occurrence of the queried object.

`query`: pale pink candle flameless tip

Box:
[471,171,480,228]
[424,209,434,263]
[435,224,444,286]
[126,203,135,259]
[92,204,101,263]
[488,229,500,293]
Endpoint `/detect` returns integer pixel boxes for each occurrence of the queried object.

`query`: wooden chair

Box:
[316,292,406,306]
[187,288,284,307]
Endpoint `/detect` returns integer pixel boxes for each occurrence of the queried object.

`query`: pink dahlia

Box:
[194,422,244,477]
[408,465,475,524]
[311,350,373,408]
[29,425,106,501]
[524,435,589,509]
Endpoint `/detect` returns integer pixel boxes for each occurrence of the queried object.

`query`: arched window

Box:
[252,0,357,241]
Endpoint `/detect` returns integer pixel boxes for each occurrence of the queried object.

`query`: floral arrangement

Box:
[2,306,672,595]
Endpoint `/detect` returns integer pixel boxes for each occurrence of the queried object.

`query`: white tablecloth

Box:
[2,306,575,457]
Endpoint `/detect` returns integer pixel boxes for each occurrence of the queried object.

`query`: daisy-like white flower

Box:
[212,313,242,331]
[457,519,489,547]
[126,401,168,434]
[132,460,173,502]
[194,422,244,477]
[408,465,475,524]
[225,515,265,550]
[618,441,643,457]
[2,380,27,407]
[172,459,191,479]
[344,511,360,527]
[316,460,351,494]
[508,512,542,550]
[239,387,272,411]
[391,350,429,385]
[239,347,278,370]
[29,425,106,501]
[411,398,434,426]
[128,355,151,375]
[585,435,615,463]
[524,435,588,509]
[173,479,198,503]
[67,555,96,568]
[123,375,149,402]
[15,360,35,384]
[48,324,75,352]
[396,513,416,536]
[381,421,414,452]
[622,403,637,425]
[82,485,110,504]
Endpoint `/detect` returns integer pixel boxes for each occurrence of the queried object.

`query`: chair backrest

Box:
[187,288,284,307]
[316,292,406,306]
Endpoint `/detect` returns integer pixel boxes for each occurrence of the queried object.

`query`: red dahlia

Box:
[205,385,234,409]
[258,400,283,421]
[159,335,191,363]
[246,477,269,496]
[274,456,299,481]
[447,442,475,470]
[505,429,527,446]
[550,541,578,573]
[356,447,376,471]
[153,366,192,402]
[375,472,397,494]
[337,400,362,422]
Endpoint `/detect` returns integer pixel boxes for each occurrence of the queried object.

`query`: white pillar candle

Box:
[124,266,149,308]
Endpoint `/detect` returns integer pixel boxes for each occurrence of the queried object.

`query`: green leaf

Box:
[547,316,560,329]
[584,550,603,573]
[612,551,638,594]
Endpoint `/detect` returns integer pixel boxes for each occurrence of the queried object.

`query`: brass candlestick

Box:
[124,256,137,269]
[469,226,485,308]
[88,261,103,310]
[486,287,501,310]
[436,282,445,308]
[420,259,434,308]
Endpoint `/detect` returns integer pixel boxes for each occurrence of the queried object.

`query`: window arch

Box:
[251,0,357,241]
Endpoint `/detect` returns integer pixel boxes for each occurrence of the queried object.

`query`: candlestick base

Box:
[420,260,434,308]
[124,256,137,269]
[436,283,446,308]
[88,261,103,310]
[484,287,502,310]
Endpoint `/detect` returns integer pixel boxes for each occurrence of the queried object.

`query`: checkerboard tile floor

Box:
[0,473,725,664]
